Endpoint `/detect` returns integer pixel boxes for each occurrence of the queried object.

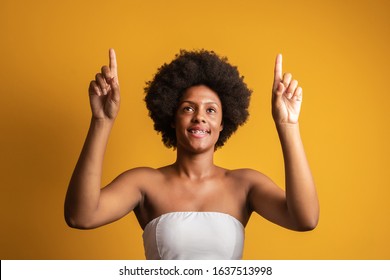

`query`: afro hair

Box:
[144,49,252,149]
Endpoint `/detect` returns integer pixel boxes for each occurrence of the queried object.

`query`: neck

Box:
[173,148,216,180]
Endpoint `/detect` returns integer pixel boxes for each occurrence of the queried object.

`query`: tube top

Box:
[142,212,244,260]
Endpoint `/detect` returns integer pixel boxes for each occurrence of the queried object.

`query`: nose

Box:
[192,110,206,123]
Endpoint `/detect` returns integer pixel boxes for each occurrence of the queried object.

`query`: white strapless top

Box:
[142,212,244,260]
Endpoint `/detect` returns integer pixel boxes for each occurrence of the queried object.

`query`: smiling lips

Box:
[187,127,210,137]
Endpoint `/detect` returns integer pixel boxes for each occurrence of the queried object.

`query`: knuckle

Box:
[283,72,292,79]
[101,65,109,74]
[101,66,111,78]
[90,81,98,90]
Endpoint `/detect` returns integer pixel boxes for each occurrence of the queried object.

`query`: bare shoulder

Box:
[119,166,163,178]
[226,168,273,185]
[226,168,281,202]
[106,166,165,192]
[119,167,162,182]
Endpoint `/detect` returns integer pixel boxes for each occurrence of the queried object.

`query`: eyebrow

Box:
[179,100,221,107]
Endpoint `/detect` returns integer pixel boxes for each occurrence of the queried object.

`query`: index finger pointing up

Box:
[273,54,283,90]
[109,48,118,77]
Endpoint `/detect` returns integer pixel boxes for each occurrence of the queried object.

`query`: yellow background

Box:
[1,0,389,259]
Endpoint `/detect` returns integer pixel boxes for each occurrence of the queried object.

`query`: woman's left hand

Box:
[271,54,302,125]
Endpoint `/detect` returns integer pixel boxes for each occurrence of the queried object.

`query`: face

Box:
[173,85,223,153]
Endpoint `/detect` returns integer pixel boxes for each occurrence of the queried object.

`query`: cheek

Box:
[173,114,189,129]
[217,116,223,131]
[211,119,223,133]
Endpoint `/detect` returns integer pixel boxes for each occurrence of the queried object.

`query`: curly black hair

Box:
[144,49,252,149]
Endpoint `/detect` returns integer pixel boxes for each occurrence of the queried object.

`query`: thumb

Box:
[111,75,119,86]
[109,76,120,103]
[274,82,285,97]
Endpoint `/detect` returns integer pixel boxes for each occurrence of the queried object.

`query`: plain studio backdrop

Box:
[1,0,389,259]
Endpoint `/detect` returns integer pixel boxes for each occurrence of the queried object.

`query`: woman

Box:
[65,48,319,260]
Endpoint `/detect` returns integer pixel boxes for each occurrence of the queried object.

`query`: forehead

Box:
[180,85,222,106]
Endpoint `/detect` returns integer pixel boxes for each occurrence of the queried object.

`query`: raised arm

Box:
[249,54,319,231]
[64,49,142,229]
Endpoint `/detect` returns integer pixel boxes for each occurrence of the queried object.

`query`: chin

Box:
[178,141,216,154]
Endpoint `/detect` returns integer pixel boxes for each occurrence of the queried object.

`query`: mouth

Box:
[187,129,210,135]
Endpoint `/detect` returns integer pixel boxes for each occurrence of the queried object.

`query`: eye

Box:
[183,106,194,112]
[207,107,217,113]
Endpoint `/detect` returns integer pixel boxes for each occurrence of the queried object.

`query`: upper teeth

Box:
[190,130,207,134]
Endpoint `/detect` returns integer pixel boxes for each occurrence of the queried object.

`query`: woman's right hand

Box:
[88,48,120,121]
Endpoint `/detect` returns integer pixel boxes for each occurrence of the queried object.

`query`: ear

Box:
[219,121,223,132]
